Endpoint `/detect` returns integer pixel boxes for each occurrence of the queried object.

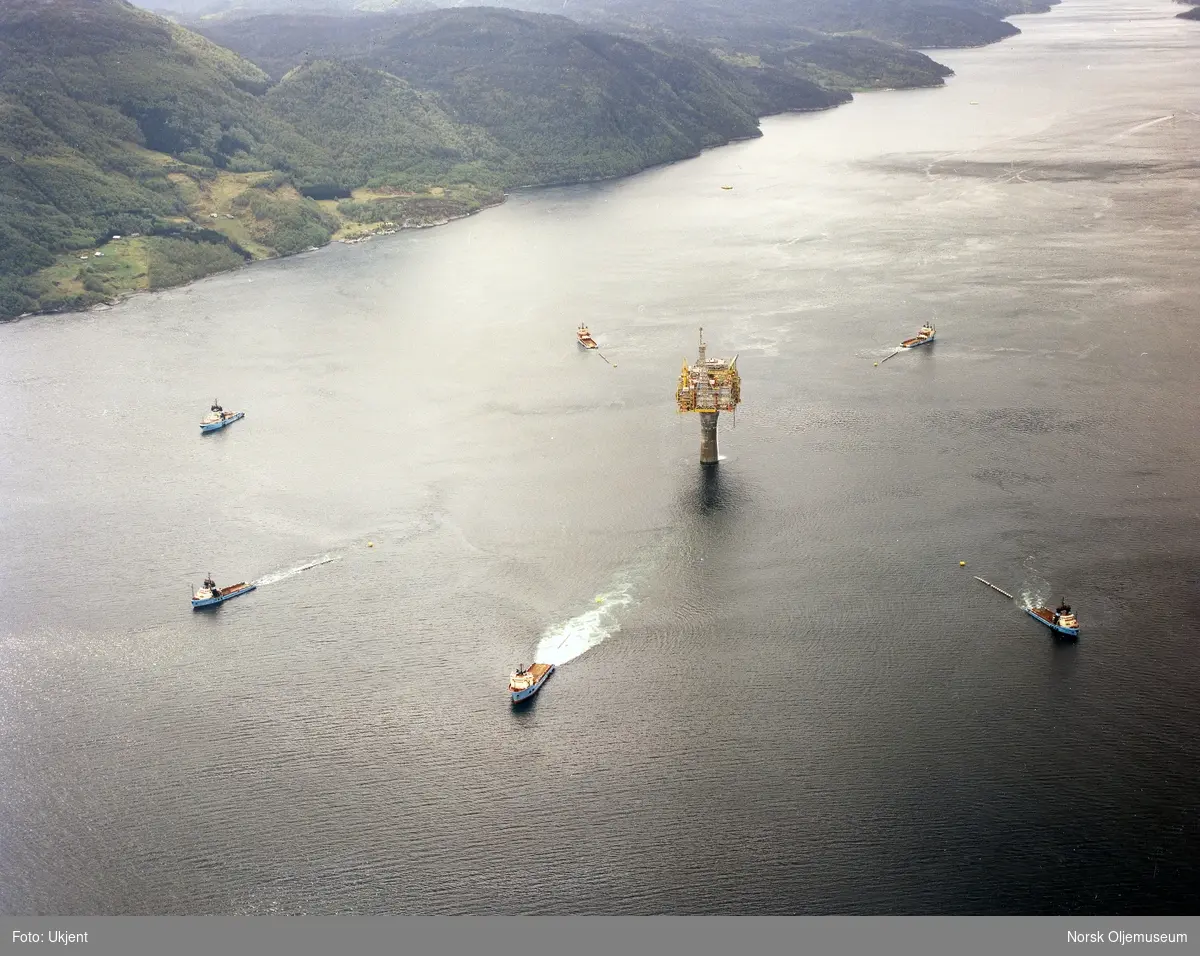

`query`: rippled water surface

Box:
[2,0,1198,914]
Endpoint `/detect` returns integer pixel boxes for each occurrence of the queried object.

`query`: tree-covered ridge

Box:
[770,0,1033,49]
[264,59,511,193]
[0,1,842,319]
[196,4,955,99]
[197,7,850,185]
[430,0,1062,94]
[599,13,956,94]
[1,0,290,166]
[450,0,1058,51]
[0,0,323,315]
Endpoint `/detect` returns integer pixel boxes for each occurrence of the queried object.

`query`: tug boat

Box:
[1025,599,1079,638]
[509,662,555,703]
[576,324,598,349]
[900,323,936,349]
[191,574,256,609]
[200,399,244,433]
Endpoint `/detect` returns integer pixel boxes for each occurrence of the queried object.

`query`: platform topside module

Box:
[675,328,741,464]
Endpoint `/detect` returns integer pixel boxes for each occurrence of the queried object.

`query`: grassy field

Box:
[39,238,153,304]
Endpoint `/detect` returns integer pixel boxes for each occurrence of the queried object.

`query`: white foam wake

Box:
[1019,555,1052,610]
[533,581,635,667]
[254,554,338,587]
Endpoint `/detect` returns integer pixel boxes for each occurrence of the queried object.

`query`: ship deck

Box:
[1028,606,1078,633]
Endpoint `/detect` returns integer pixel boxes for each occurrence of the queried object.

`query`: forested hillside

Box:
[434,0,1059,50]
[0,0,335,315]
[200,8,849,187]
[3,0,1054,319]
[0,0,843,319]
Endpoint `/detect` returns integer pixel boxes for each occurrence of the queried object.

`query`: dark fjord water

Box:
[2,0,1198,915]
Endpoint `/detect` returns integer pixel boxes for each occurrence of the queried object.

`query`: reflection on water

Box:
[698,464,724,512]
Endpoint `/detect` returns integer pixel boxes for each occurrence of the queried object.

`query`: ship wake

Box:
[533,580,635,666]
[1017,589,1042,611]
[254,554,338,587]
[1019,555,1052,610]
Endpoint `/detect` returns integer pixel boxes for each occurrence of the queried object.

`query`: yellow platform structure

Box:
[675,328,741,464]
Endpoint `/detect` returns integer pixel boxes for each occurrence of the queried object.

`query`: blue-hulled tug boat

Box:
[1025,599,1079,639]
[200,399,244,433]
[900,322,936,349]
[509,662,555,703]
[192,573,256,609]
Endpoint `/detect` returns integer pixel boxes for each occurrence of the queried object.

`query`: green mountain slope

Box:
[262,57,510,229]
[449,0,1057,51]
[0,0,317,169]
[263,59,510,192]
[0,0,342,316]
[197,7,848,186]
[418,0,1058,91]
[2,1,855,319]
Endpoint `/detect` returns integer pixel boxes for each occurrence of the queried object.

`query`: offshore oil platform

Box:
[675,328,741,465]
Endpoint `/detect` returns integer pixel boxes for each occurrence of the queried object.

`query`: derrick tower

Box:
[675,328,741,465]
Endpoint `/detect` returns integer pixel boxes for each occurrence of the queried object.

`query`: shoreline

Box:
[3,196,508,325]
[1,6,1056,326]
[505,96,878,192]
